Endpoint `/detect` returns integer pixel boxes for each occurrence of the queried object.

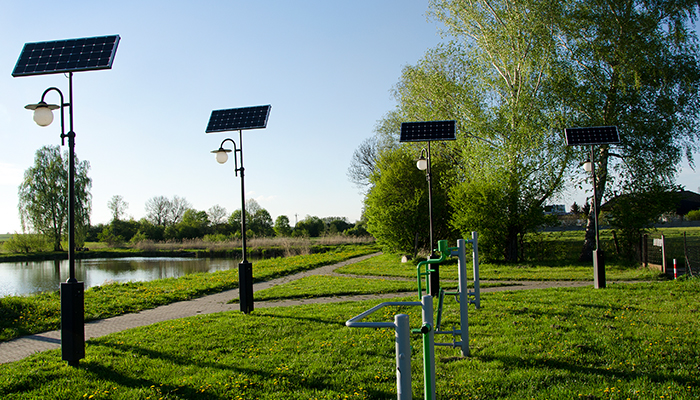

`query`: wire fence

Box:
[642,233,698,277]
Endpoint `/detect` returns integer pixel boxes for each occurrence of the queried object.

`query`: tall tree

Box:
[207,204,228,225]
[552,0,700,260]
[274,215,292,237]
[107,195,128,222]
[145,195,191,227]
[18,145,92,251]
[368,0,570,261]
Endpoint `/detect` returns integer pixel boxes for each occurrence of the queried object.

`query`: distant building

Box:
[544,204,567,215]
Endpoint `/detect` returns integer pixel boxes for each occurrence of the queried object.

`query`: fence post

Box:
[662,234,667,274]
[643,234,648,268]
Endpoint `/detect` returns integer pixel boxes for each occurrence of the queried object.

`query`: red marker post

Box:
[673,259,678,280]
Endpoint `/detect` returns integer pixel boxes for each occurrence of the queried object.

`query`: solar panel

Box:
[206,105,271,133]
[565,126,620,146]
[12,35,120,77]
[399,120,456,142]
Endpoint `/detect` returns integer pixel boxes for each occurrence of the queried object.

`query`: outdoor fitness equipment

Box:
[346,234,480,400]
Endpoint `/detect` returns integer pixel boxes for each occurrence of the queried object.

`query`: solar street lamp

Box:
[13,34,120,366]
[565,126,620,289]
[400,120,456,296]
[206,105,271,314]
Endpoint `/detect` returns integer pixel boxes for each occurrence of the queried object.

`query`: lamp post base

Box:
[60,281,85,366]
[593,249,606,289]
[239,261,254,314]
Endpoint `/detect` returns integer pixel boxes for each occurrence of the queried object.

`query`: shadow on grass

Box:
[86,339,394,399]
[474,353,700,389]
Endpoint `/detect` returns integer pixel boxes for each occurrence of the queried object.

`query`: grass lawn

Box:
[336,253,663,281]
[1,279,698,399]
[0,245,379,342]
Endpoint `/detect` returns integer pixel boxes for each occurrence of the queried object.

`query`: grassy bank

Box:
[1,279,698,399]
[0,236,376,261]
[0,244,379,342]
[336,252,663,281]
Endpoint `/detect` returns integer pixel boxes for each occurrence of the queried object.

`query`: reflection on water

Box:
[0,257,241,297]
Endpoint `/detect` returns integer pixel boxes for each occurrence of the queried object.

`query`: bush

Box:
[687,209,700,221]
[3,233,51,253]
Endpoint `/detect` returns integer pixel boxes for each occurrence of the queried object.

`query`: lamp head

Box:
[25,101,59,127]
[212,148,232,164]
[416,155,428,171]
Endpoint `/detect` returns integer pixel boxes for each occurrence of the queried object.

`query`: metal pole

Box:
[426,142,439,296]
[590,146,606,288]
[421,295,435,400]
[67,72,76,282]
[238,129,254,314]
[471,231,480,309]
[239,130,247,264]
[395,314,412,400]
[60,72,85,366]
[455,239,470,357]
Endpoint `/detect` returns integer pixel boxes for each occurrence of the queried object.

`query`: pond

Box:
[0,257,242,297]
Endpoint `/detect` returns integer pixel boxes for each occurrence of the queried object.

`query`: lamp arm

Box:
[218,138,241,176]
[40,87,70,145]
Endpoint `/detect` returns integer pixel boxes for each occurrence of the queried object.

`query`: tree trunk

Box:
[505,229,519,262]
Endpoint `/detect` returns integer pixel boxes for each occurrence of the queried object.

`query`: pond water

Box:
[0,257,242,297]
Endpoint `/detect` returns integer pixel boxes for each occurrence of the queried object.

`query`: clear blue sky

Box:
[1,1,698,234]
[0,1,447,233]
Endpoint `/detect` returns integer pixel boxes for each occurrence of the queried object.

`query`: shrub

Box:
[3,233,51,253]
[687,209,700,221]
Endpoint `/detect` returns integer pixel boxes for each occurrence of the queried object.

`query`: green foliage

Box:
[97,225,124,247]
[293,215,325,237]
[687,209,700,221]
[17,145,92,251]
[228,199,275,238]
[361,0,571,261]
[552,0,700,259]
[273,215,292,236]
[605,187,680,261]
[1,233,51,253]
[364,146,456,256]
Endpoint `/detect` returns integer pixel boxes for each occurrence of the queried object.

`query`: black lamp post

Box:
[25,75,85,366]
[399,120,456,296]
[206,104,271,314]
[211,134,254,314]
[565,125,619,289]
[416,144,439,295]
[14,35,120,367]
[583,151,605,289]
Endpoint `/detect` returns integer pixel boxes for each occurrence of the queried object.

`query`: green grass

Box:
[1,279,698,399]
[337,252,662,281]
[247,275,517,303]
[242,275,418,302]
[0,245,379,342]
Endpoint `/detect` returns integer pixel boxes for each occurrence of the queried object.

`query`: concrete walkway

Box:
[0,253,591,364]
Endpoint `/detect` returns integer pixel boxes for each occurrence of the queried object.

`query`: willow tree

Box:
[552,0,700,260]
[18,145,92,251]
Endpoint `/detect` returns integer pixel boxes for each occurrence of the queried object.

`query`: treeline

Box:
[89,195,369,246]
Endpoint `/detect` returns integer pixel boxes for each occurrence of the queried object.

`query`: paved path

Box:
[0,253,591,364]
